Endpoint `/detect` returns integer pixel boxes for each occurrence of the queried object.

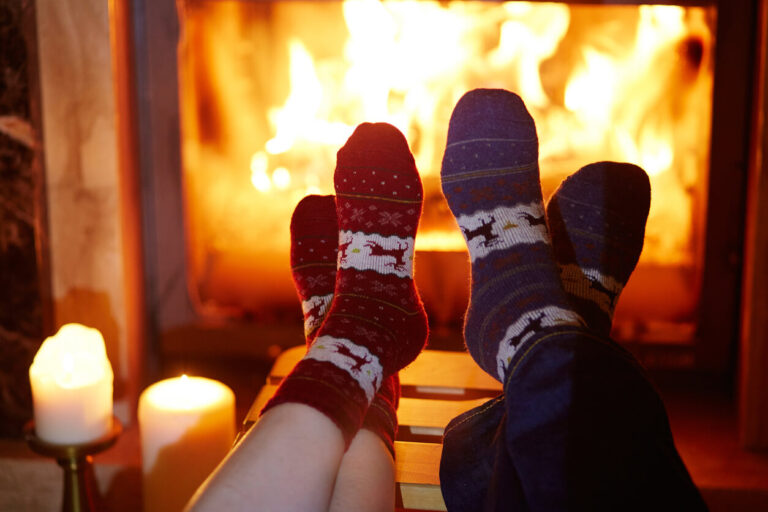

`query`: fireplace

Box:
[118,0,754,377]
[179,1,713,342]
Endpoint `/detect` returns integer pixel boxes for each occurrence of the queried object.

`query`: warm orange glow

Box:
[179,1,715,320]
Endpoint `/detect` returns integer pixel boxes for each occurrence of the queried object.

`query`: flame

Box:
[179,1,715,314]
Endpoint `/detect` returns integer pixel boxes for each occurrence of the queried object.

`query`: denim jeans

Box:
[440,328,708,511]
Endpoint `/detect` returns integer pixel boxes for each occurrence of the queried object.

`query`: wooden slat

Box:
[397,397,487,431]
[268,346,502,393]
[399,483,446,512]
[401,350,501,392]
[394,441,441,485]
[395,441,445,511]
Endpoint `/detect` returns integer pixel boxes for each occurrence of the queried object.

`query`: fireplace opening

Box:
[177,1,715,352]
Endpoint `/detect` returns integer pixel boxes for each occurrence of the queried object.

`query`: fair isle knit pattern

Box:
[288,195,339,341]
[337,231,415,277]
[441,89,583,381]
[452,202,549,261]
[325,122,428,378]
[262,124,427,446]
[304,335,383,401]
[301,294,334,338]
[546,161,651,337]
[558,265,623,316]
[286,194,401,456]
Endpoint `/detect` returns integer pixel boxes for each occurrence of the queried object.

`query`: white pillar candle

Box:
[28,323,114,444]
[139,375,235,512]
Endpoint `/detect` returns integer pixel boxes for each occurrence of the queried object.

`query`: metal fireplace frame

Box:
[115,0,760,381]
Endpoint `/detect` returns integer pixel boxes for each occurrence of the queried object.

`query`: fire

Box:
[179,1,714,315]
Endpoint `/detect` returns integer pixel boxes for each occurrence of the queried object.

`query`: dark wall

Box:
[0,0,52,437]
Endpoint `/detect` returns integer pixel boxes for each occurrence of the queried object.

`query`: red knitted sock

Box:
[289,194,338,341]
[287,193,401,455]
[263,123,428,446]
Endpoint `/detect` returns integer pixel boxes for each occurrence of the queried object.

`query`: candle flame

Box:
[30,323,114,390]
[144,375,233,412]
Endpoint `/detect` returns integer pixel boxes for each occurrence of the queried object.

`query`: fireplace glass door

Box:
[177,1,716,348]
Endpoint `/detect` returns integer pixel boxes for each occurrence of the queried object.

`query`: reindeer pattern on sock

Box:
[457,202,550,262]
[301,294,334,337]
[462,216,500,247]
[338,236,354,264]
[337,230,415,278]
[305,335,384,401]
[518,211,547,228]
[364,240,408,271]
[495,306,584,380]
[558,264,623,314]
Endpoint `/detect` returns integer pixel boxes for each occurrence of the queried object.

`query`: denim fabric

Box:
[440,329,708,511]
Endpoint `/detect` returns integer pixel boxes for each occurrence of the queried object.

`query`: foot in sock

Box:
[546,161,651,337]
[263,123,428,446]
[441,89,584,382]
[289,194,338,341]
[288,194,401,454]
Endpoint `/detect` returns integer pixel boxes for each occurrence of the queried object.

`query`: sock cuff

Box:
[362,373,400,458]
[260,359,370,448]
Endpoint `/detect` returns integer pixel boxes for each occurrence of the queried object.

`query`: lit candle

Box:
[139,375,235,512]
[28,323,114,444]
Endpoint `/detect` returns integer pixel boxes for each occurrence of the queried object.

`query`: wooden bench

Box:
[242,346,502,511]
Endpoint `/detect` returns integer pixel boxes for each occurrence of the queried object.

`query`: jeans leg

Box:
[441,395,528,512]
[501,328,707,511]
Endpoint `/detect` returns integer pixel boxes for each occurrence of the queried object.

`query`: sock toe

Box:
[442,90,540,215]
[446,88,536,144]
[334,123,423,236]
[290,195,337,259]
[554,161,650,231]
[548,161,651,282]
[547,161,651,335]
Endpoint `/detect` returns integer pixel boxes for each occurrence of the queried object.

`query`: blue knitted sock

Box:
[546,161,651,337]
[441,89,584,382]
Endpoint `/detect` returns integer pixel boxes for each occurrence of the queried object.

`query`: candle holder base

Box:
[24,417,122,512]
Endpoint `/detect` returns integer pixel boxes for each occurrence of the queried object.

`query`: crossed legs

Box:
[190,89,707,512]
[187,122,427,512]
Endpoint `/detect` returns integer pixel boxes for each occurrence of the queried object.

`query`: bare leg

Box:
[186,403,345,512]
[328,429,396,512]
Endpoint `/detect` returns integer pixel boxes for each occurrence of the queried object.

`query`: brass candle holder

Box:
[24,417,122,512]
